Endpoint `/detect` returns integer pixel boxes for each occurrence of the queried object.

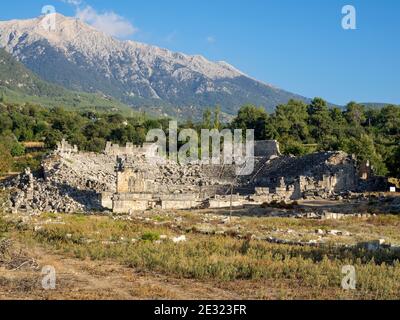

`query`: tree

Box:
[0,134,25,156]
[344,102,366,126]
[0,114,13,134]
[343,134,388,176]
[86,137,106,153]
[387,144,400,178]
[0,143,13,174]
[43,130,63,149]
[281,138,308,156]
[377,105,400,136]
[364,108,380,128]
[307,98,333,141]
[328,107,348,149]
[274,100,309,140]
[307,97,328,116]
[213,106,221,130]
[109,127,127,144]
[202,109,212,130]
[107,114,125,126]
[10,142,25,157]
[124,124,144,145]
[67,132,87,150]
[330,107,347,126]
[231,105,269,140]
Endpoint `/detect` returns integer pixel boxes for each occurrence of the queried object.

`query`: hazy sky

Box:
[1,0,399,105]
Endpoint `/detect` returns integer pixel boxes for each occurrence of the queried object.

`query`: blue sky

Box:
[1,0,399,105]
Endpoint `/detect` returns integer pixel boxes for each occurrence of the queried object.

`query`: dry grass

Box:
[1,211,399,300]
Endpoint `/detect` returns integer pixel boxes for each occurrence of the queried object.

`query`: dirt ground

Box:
[0,243,297,300]
[1,203,399,300]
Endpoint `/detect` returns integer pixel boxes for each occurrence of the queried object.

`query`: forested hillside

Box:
[230,99,400,177]
[0,48,133,114]
[0,98,399,178]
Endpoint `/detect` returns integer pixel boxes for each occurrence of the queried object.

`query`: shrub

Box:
[0,143,13,174]
[141,231,160,242]
[10,142,25,157]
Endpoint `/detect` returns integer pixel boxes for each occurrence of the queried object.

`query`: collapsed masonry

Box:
[1,139,386,214]
[247,151,359,202]
[110,145,360,213]
[105,140,282,213]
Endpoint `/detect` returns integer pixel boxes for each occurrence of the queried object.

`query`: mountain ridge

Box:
[0,13,310,118]
[0,47,135,114]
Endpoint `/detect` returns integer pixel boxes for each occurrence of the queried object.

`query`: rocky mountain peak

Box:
[0,14,308,118]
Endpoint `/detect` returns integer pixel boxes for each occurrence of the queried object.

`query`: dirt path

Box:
[1,244,275,300]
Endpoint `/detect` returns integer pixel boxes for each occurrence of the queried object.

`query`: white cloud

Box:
[206,36,216,44]
[75,6,137,38]
[62,0,82,6]
[61,1,137,38]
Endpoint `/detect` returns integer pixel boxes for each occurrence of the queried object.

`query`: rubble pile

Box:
[7,167,101,214]
[153,163,235,188]
[1,152,120,214]
[114,154,237,193]
[1,151,236,214]
[0,139,392,214]
[247,151,359,200]
[42,153,117,193]
[252,151,356,185]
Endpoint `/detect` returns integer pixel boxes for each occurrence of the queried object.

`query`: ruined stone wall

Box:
[112,193,154,213]
[116,168,154,194]
[359,161,372,180]
[100,192,113,210]
[159,194,202,210]
[5,138,369,214]
[207,194,245,209]
[247,151,359,200]
[56,139,78,155]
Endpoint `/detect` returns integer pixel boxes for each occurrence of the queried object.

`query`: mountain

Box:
[0,47,135,114]
[363,103,398,109]
[0,13,309,119]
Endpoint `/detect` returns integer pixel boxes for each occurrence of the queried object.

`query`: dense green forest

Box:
[229,99,400,177]
[0,98,399,177]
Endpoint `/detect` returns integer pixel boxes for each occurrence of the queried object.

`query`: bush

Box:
[141,231,161,242]
[282,140,308,156]
[261,200,298,210]
[0,143,13,174]
[10,142,25,157]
